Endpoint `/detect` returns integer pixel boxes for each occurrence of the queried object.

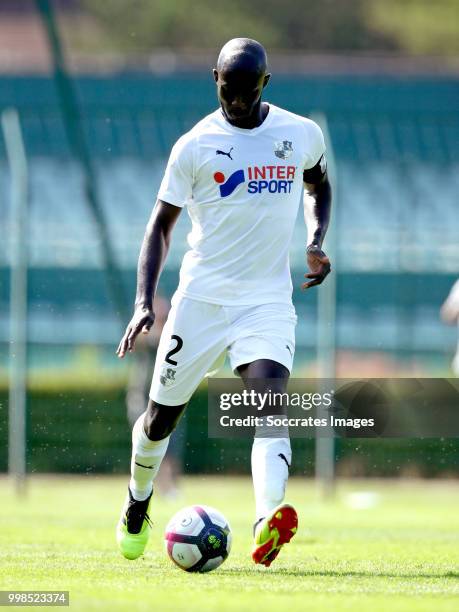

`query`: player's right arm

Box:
[116,200,182,358]
[117,131,194,357]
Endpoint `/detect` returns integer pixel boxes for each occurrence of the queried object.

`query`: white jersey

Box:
[157,103,325,306]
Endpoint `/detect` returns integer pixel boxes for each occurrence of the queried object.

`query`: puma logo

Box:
[135,461,154,469]
[216,146,233,160]
[278,453,291,470]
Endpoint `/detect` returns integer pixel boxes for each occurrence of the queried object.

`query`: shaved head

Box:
[216,38,268,76]
[213,38,271,128]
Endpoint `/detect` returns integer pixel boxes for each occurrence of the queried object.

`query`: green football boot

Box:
[116,488,153,560]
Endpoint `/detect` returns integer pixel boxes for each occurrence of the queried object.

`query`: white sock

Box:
[251,435,291,521]
[129,412,170,501]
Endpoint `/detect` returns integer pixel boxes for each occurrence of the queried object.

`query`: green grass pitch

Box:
[0,476,458,611]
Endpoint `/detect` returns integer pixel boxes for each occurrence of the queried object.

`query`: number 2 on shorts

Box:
[165,334,183,366]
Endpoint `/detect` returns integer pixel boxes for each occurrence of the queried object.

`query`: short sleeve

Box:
[303,120,326,170]
[157,134,194,207]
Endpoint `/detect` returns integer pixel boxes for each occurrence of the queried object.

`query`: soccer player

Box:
[116,38,331,567]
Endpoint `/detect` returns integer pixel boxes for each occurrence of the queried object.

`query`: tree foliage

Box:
[79,0,458,55]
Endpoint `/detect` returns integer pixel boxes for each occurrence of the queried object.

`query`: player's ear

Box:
[263,73,271,88]
[212,68,219,83]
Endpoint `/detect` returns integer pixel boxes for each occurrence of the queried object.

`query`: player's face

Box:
[214,69,268,123]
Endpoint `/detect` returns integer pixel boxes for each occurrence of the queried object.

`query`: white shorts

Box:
[149,294,297,406]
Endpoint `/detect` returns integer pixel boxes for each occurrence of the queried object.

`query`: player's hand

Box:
[301,244,331,290]
[116,306,155,358]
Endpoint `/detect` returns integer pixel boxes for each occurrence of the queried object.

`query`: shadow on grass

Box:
[217,568,459,579]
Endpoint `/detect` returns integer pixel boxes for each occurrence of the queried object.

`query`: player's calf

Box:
[144,399,187,440]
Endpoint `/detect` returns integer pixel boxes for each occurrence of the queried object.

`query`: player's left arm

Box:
[302,156,332,290]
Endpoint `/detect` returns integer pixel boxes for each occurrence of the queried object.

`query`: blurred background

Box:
[0,0,458,483]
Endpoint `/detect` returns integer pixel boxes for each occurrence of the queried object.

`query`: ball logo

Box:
[208,534,221,549]
[213,170,245,197]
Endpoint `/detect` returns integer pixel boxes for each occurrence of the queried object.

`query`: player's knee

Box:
[237,359,290,383]
[143,399,186,441]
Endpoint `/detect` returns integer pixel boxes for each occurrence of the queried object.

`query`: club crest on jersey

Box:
[160,367,176,387]
[274,140,293,160]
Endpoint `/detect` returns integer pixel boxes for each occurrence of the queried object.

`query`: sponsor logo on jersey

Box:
[214,165,296,197]
[274,140,293,159]
[214,169,245,197]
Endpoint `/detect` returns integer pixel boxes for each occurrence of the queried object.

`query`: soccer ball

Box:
[164,505,232,572]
